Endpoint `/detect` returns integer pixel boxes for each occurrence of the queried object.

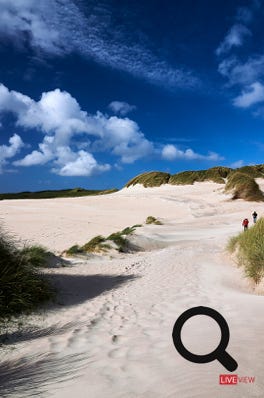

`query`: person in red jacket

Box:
[242,218,249,231]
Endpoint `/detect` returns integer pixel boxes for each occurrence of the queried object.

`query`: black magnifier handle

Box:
[217,350,238,372]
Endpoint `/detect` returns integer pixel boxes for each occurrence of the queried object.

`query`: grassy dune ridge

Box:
[126,172,170,188]
[225,172,264,201]
[2,164,264,202]
[169,166,231,185]
[125,165,264,201]
[227,218,264,283]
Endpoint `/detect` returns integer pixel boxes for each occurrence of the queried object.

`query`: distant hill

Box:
[125,165,264,202]
[0,188,118,200]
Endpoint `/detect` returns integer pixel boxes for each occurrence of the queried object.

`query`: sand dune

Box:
[0,182,264,398]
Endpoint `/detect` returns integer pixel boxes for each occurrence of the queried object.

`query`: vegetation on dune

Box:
[0,188,118,200]
[225,172,264,201]
[106,225,141,252]
[204,166,232,182]
[82,235,111,253]
[145,216,162,225]
[122,224,142,231]
[20,245,52,268]
[65,244,84,256]
[235,164,264,178]
[227,218,264,283]
[169,171,197,185]
[65,224,143,256]
[66,236,111,255]
[124,165,264,202]
[126,172,171,188]
[0,231,54,319]
[169,166,232,185]
[126,167,232,188]
[106,232,129,252]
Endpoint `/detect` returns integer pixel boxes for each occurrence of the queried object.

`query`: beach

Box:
[0,182,264,398]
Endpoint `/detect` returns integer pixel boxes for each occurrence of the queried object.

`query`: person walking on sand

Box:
[252,211,258,224]
[242,218,249,231]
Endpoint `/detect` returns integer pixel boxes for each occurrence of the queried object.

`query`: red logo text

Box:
[219,375,255,385]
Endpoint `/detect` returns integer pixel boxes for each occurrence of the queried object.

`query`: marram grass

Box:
[169,167,231,185]
[124,165,264,203]
[225,172,264,201]
[65,224,143,255]
[126,172,170,188]
[227,218,264,283]
[145,216,162,225]
[0,230,54,320]
[20,245,52,268]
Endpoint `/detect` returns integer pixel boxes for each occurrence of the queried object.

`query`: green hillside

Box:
[0,188,118,200]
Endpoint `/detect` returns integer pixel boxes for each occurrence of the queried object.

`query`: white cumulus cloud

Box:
[0,83,155,175]
[52,150,111,177]
[161,144,223,162]
[13,135,54,166]
[0,133,24,173]
[0,84,223,175]
[0,84,89,142]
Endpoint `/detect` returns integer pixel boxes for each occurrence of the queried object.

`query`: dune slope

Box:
[0,182,264,398]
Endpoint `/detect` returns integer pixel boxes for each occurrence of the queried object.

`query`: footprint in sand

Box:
[108,347,127,359]
[111,334,120,343]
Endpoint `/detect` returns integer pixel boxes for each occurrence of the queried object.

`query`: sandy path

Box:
[0,182,237,252]
[0,183,264,397]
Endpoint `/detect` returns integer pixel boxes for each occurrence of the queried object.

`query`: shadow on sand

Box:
[49,272,137,306]
[0,273,137,346]
[0,273,137,397]
[0,351,91,397]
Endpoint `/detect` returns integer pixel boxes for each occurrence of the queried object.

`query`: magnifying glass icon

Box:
[172,306,238,372]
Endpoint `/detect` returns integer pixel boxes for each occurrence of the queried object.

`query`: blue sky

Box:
[1,0,264,192]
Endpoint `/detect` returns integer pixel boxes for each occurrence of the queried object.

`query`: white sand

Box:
[0,182,264,398]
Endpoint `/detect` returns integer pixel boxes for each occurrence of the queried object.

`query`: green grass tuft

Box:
[120,226,138,235]
[145,216,162,225]
[226,236,239,253]
[107,227,138,252]
[227,218,264,283]
[82,236,110,253]
[65,245,84,255]
[20,245,51,268]
[0,230,54,320]
[107,232,128,252]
